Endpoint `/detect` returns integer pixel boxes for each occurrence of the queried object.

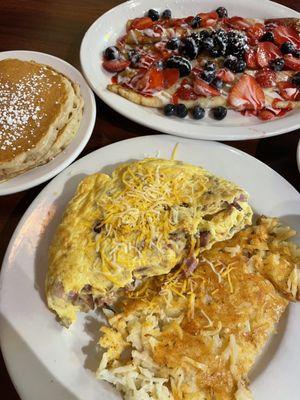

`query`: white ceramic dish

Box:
[0,50,96,195]
[80,0,300,141]
[297,139,300,173]
[0,134,300,400]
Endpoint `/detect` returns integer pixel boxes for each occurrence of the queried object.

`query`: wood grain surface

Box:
[0,0,299,398]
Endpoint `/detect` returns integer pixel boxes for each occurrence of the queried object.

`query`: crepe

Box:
[0,58,83,180]
[46,158,252,327]
[98,217,300,400]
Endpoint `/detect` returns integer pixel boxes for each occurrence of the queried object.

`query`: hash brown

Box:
[98,217,299,400]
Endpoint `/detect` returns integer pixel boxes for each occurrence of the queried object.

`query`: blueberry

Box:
[166,37,180,50]
[203,37,214,51]
[294,49,300,58]
[281,41,295,54]
[216,6,228,18]
[192,106,205,120]
[162,9,171,19]
[104,46,119,60]
[205,61,216,72]
[148,9,159,21]
[181,36,199,59]
[164,104,176,116]
[201,70,215,83]
[269,58,285,71]
[128,50,140,66]
[260,31,274,42]
[223,55,238,71]
[223,56,246,73]
[291,72,300,87]
[211,78,223,89]
[226,31,249,56]
[190,15,201,29]
[235,59,246,73]
[176,103,188,118]
[155,60,165,70]
[212,106,227,120]
[166,56,192,77]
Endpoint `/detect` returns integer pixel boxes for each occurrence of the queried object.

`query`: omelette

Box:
[46,158,252,326]
[98,217,300,400]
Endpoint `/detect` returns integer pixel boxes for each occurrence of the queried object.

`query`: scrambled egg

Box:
[98,217,300,400]
[46,158,252,326]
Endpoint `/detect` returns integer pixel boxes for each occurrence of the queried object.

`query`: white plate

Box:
[80,0,300,141]
[0,50,96,196]
[297,139,300,173]
[0,134,300,400]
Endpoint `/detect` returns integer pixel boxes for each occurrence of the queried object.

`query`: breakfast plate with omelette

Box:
[0,50,96,195]
[0,135,300,400]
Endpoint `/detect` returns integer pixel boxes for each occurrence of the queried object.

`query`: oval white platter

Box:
[80,0,300,141]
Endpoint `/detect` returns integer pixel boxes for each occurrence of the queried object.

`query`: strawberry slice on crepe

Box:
[284,54,300,72]
[273,25,300,49]
[255,68,276,88]
[224,16,253,30]
[129,68,164,94]
[216,68,235,83]
[193,78,220,97]
[256,42,282,68]
[228,74,265,111]
[198,11,219,27]
[129,17,154,31]
[103,59,130,72]
[277,81,300,100]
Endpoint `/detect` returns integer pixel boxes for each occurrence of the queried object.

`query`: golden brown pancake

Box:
[0,58,83,180]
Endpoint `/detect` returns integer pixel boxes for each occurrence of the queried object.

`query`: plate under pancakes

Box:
[0,58,83,180]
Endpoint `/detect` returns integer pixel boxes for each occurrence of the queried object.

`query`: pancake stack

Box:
[0,58,84,180]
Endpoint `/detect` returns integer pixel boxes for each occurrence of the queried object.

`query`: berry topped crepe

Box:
[102,6,300,121]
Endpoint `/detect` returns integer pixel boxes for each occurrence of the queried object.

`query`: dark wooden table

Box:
[0,0,299,398]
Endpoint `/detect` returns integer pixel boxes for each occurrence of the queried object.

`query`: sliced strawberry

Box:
[152,24,164,35]
[228,74,265,111]
[255,68,276,88]
[273,25,300,49]
[172,16,193,27]
[130,68,164,94]
[272,98,294,110]
[193,78,220,97]
[190,66,203,79]
[176,84,198,100]
[247,23,265,46]
[284,54,300,72]
[130,17,154,30]
[102,59,130,72]
[277,81,300,100]
[224,16,252,30]
[216,68,235,83]
[258,109,277,120]
[198,11,219,27]
[245,49,258,69]
[163,68,180,89]
[256,42,282,68]
[138,53,158,69]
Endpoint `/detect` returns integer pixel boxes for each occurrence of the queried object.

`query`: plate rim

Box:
[80,0,300,141]
[1,134,300,400]
[0,50,96,196]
